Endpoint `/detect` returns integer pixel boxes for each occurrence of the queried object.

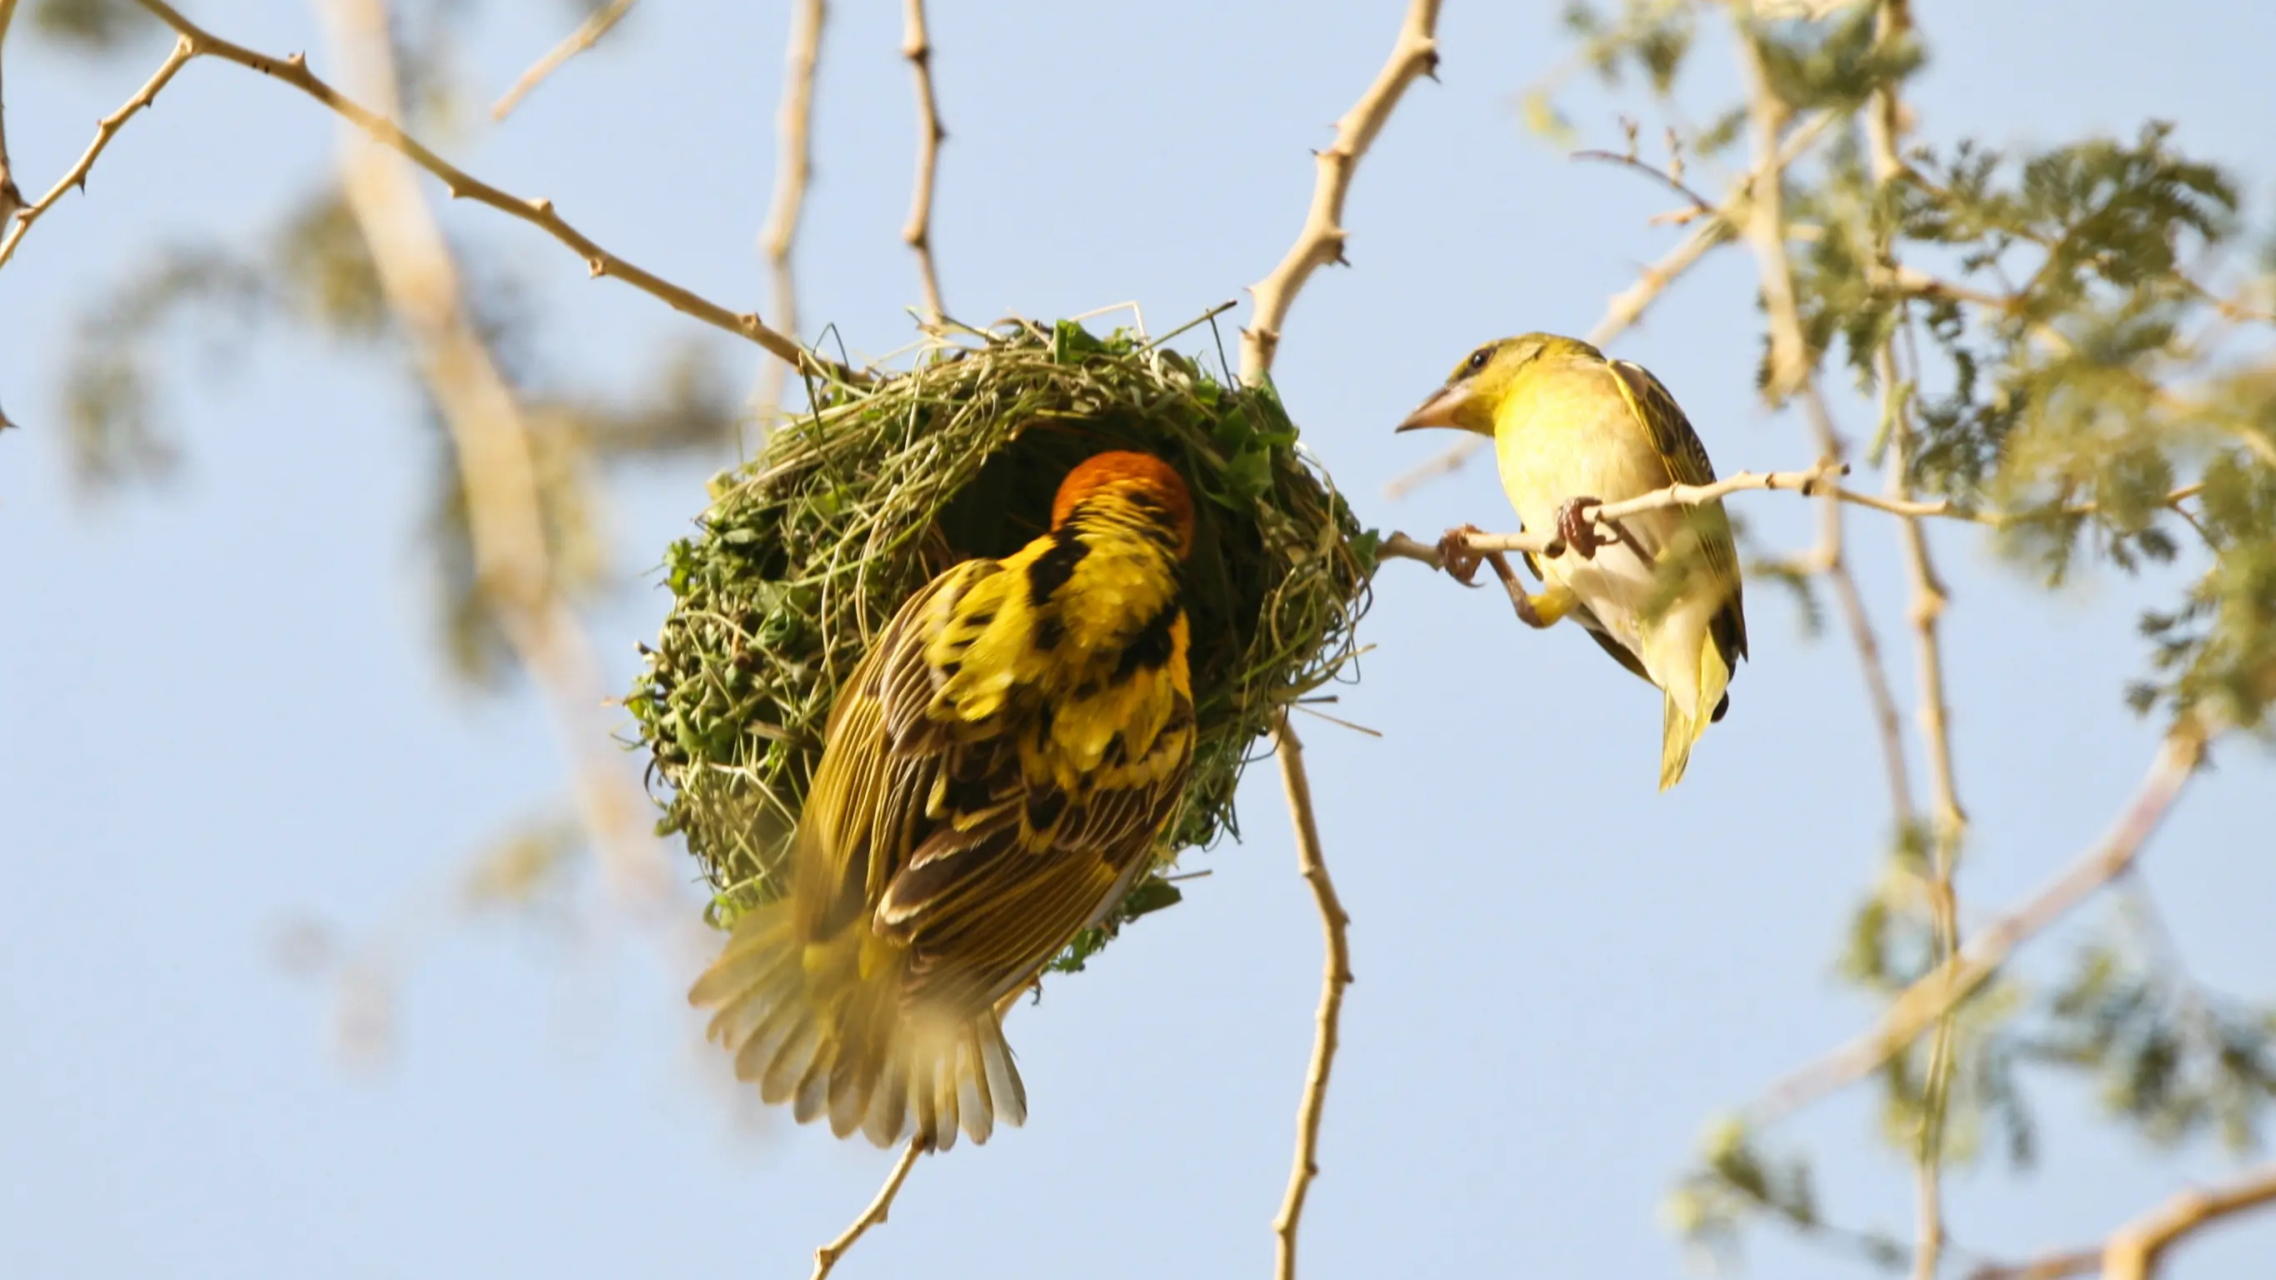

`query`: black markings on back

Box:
[1026,527,1088,608]
[1025,789,1068,833]
[1113,604,1181,681]
[944,772,994,816]
[1033,614,1064,652]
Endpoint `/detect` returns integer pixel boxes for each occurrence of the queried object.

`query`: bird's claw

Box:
[1557,497,1606,560]
[1436,524,1488,586]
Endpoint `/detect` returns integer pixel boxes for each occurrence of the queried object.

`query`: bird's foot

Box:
[1436,524,1488,585]
[1556,497,1606,559]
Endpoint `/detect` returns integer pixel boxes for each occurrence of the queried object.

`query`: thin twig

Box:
[1239,0,1442,384]
[1449,462,1847,556]
[2101,1163,2276,1279]
[752,0,826,433]
[811,1141,924,1280]
[1737,11,1918,850]
[489,0,639,122]
[1855,7,1963,1265]
[1968,1248,2108,1280]
[0,36,196,271]
[900,0,946,327]
[1883,263,2014,314]
[1238,10,1439,1271]
[1573,146,1715,214]
[1747,721,2211,1126]
[1796,390,1918,839]
[315,0,672,910]
[1968,1163,2276,1280]
[1891,375,1964,847]
[0,0,22,433]
[1857,0,1930,838]
[0,0,25,229]
[112,0,835,377]
[1378,465,2209,562]
[1735,27,1809,404]
[1270,715,1352,1280]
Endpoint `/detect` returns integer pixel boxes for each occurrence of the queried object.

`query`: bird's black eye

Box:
[1464,347,1493,374]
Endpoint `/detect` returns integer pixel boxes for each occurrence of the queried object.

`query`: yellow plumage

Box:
[689,452,1197,1149]
[1398,334,1747,789]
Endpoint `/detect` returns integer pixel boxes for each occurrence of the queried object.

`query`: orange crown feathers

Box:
[1049,451,1197,558]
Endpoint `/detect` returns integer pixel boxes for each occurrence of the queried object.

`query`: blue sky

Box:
[4,3,2273,1278]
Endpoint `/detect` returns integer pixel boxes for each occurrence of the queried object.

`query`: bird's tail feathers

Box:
[688,901,1026,1150]
[1653,617,1733,791]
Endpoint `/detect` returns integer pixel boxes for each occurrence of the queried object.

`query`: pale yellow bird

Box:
[1397,334,1747,789]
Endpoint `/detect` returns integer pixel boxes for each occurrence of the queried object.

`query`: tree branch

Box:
[1239,0,1441,384]
[753,0,825,431]
[100,0,837,376]
[1746,720,2211,1126]
[1375,464,2210,564]
[1270,715,1352,1280]
[1238,9,1438,1272]
[0,0,25,231]
[1847,7,1963,1271]
[811,1141,924,1280]
[316,0,672,911]
[1969,1247,2108,1280]
[2102,1164,2276,1280]
[1967,1163,2276,1280]
[1572,144,1715,217]
[489,0,639,123]
[1735,25,1811,405]
[0,35,196,271]
[900,0,946,328]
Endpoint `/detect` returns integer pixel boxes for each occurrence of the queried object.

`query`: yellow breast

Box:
[1490,359,1672,534]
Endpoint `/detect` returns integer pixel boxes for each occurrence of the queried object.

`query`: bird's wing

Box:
[879,689,1192,1010]
[1606,359,1750,664]
[787,563,980,941]
[801,551,1191,1014]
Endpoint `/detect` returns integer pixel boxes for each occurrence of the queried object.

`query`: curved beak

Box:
[1394,382,1477,433]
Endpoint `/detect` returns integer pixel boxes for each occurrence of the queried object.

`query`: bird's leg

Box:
[1435,523,1489,586]
[1556,497,1607,560]
[1481,551,1576,629]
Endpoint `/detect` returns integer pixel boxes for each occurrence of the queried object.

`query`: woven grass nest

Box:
[627,317,1372,970]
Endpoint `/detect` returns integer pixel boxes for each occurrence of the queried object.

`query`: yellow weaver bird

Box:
[690,451,1197,1149]
[1397,334,1747,789]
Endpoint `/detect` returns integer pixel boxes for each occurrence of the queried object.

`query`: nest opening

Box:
[628,318,1371,969]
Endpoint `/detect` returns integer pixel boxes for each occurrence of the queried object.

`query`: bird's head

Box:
[1050,450,1197,559]
[1395,333,1600,435]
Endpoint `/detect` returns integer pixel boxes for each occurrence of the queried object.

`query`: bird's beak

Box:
[1395,383,1477,433]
